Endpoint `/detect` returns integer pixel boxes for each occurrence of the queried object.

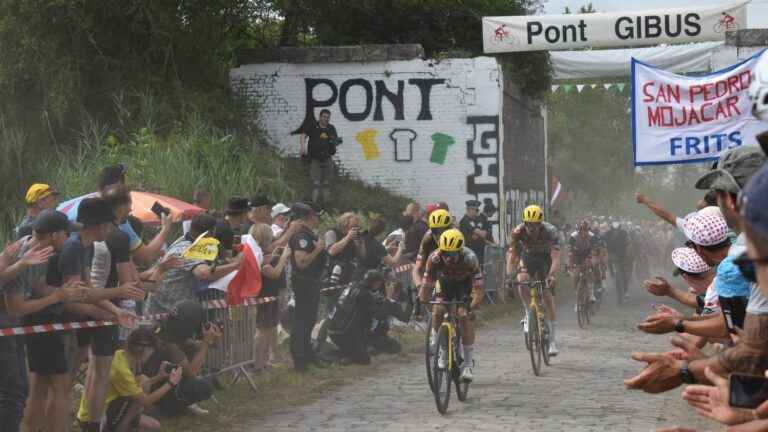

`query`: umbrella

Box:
[58,191,204,224]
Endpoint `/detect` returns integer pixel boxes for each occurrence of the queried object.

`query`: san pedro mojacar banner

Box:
[632,50,765,166]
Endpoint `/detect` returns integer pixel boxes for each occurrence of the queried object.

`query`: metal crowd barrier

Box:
[482,244,507,304]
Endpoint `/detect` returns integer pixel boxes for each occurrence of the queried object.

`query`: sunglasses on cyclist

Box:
[442,250,460,259]
[431,227,447,238]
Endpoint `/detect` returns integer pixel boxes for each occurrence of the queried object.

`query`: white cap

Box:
[271,203,291,219]
[671,247,711,274]
[682,211,728,246]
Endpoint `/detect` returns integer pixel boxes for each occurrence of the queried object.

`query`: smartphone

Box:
[730,373,768,409]
[151,201,170,218]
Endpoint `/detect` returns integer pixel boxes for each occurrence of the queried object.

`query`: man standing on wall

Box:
[299,109,340,205]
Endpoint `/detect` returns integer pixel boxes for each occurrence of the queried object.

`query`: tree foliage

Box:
[275,0,552,98]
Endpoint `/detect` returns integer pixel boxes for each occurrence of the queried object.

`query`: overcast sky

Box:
[542,0,768,28]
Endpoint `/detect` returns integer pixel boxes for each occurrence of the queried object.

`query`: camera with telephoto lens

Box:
[164,362,179,374]
[329,136,343,146]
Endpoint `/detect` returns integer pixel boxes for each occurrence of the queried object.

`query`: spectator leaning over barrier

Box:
[15,183,61,239]
[288,202,327,372]
[249,223,291,371]
[79,187,148,432]
[77,329,182,432]
[147,214,243,315]
[645,247,714,315]
[0,211,80,432]
[299,109,339,204]
[271,203,291,238]
[143,300,220,417]
[637,211,732,340]
[624,176,768,394]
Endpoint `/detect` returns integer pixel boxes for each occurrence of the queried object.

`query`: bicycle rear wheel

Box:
[576,279,588,329]
[527,309,542,376]
[433,325,452,414]
[425,315,435,393]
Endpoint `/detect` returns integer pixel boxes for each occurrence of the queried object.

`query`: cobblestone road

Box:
[243,290,715,431]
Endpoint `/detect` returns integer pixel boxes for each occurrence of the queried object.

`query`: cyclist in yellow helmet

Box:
[414,208,454,304]
[423,229,484,381]
[507,205,562,356]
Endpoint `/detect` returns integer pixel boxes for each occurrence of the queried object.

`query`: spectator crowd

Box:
[0,159,494,431]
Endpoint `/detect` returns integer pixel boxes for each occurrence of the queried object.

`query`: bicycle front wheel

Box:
[425,315,435,394]
[527,309,542,376]
[577,279,588,329]
[454,340,469,402]
[433,325,452,414]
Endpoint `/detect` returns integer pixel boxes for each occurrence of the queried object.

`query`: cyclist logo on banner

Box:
[714,12,739,33]
[491,24,517,45]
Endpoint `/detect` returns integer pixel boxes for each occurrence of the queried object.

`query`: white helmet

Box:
[749,52,768,122]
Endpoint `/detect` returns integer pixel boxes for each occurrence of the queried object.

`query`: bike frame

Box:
[431,301,465,372]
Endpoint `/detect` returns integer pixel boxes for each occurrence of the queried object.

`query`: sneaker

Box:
[187,403,210,416]
[548,341,559,357]
[460,367,474,382]
[520,316,529,333]
[437,348,447,369]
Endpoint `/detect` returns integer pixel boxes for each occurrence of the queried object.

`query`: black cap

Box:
[98,164,127,190]
[249,195,274,209]
[466,200,481,209]
[33,210,82,234]
[164,300,204,340]
[290,202,315,219]
[225,197,249,215]
[77,198,115,227]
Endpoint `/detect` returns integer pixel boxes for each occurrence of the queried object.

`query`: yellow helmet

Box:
[522,205,544,223]
[428,209,452,229]
[438,229,465,252]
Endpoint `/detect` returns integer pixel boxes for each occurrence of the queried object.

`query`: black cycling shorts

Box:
[434,278,472,303]
[520,255,553,294]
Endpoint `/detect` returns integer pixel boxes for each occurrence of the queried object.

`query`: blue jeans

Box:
[0,336,28,432]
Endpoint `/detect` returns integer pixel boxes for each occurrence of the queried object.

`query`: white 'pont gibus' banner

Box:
[483,1,748,53]
[632,50,765,166]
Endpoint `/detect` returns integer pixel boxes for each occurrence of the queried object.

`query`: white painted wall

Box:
[231,57,504,239]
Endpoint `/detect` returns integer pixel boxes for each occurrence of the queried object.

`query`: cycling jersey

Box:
[509,222,560,259]
[568,231,603,265]
[423,247,483,301]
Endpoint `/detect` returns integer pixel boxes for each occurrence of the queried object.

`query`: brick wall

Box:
[230,57,504,240]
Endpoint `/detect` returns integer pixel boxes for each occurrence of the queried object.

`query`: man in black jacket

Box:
[327,270,412,365]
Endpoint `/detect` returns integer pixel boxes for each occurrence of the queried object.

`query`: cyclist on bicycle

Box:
[425,229,484,382]
[568,220,604,304]
[415,209,453,305]
[506,205,562,356]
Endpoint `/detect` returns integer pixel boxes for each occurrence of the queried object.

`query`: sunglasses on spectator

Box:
[733,252,768,284]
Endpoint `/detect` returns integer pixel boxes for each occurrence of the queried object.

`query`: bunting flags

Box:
[550,82,629,93]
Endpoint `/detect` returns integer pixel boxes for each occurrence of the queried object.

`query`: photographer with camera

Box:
[143,300,221,417]
[325,213,366,286]
[327,270,412,365]
[76,329,182,432]
[299,109,341,204]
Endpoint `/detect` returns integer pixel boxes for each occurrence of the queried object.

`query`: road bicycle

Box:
[515,279,551,376]
[428,299,470,414]
[569,262,595,329]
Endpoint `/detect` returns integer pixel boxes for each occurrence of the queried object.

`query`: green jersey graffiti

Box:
[430,132,455,164]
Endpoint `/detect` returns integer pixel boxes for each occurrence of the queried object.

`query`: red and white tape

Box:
[0,296,279,337]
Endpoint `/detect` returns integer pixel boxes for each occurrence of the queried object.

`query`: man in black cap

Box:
[459,199,492,266]
[0,210,87,432]
[223,196,250,236]
[288,202,328,371]
[248,195,274,226]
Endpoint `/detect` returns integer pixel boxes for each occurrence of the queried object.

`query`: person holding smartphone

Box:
[76,329,182,432]
[324,213,366,285]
